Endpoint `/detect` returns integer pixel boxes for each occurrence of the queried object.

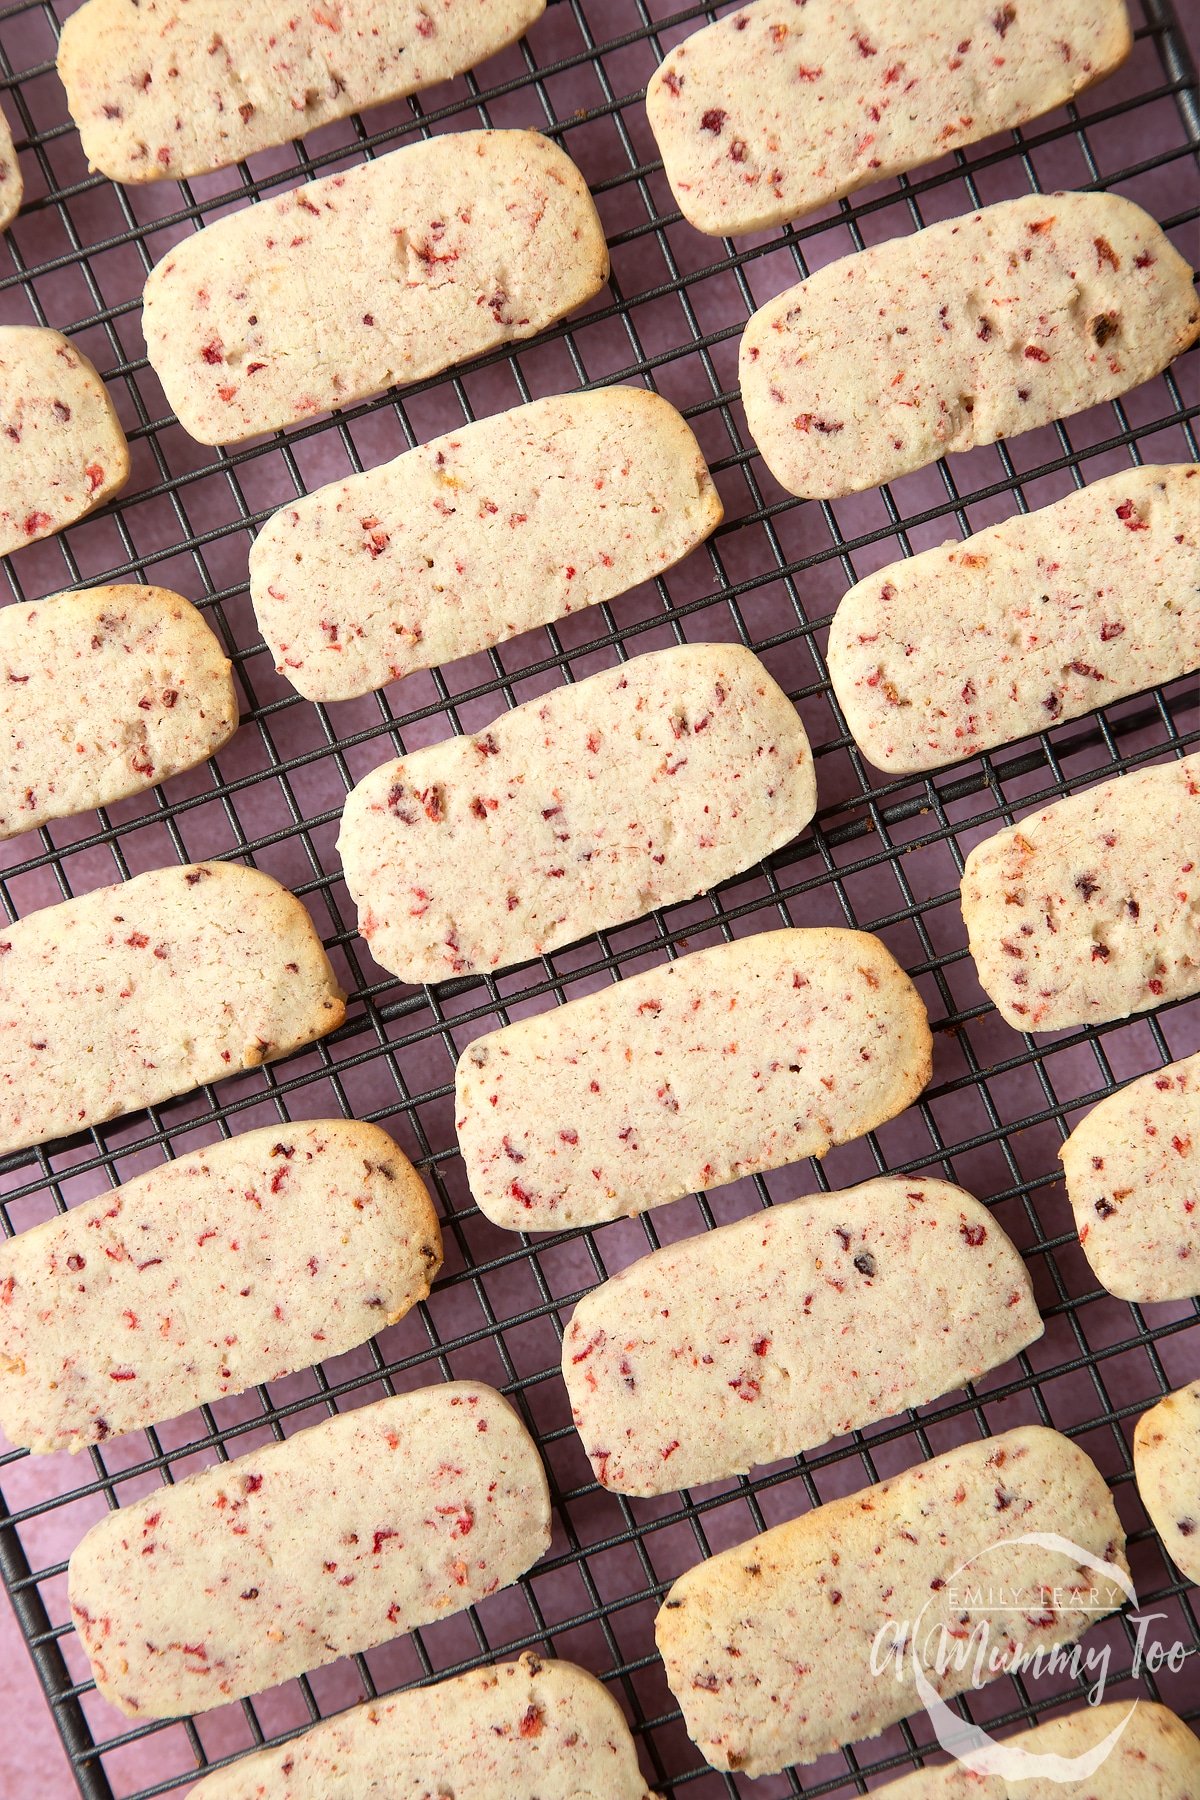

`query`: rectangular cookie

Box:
[143,131,608,444]
[457,928,931,1230]
[0,107,21,231]
[69,1381,550,1717]
[0,584,238,838]
[58,0,545,183]
[656,1425,1127,1776]
[1134,1380,1200,1586]
[250,386,723,701]
[0,862,345,1156]
[1061,1051,1199,1304]
[0,1119,440,1455]
[960,753,1200,1032]
[881,1701,1200,1797]
[190,1652,659,1799]
[828,464,1200,774]
[740,192,1199,499]
[564,1176,1040,1495]
[339,644,816,984]
[0,326,129,552]
[647,0,1131,237]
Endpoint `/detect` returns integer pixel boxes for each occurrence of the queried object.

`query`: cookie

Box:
[190,1652,658,1799]
[457,928,931,1231]
[0,1120,440,1456]
[1061,1052,1199,1304]
[0,107,22,232]
[563,1177,1040,1495]
[68,1381,551,1717]
[960,753,1200,1032]
[656,1425,1127,1776]
[0,861,345,1156]
[58,0,545,183]
[0,327,130,552]
[250,386,723,702]
[142,130,608,445]
[880,1701,1200,1797]
[340,644,816,985]
[0,584,238,838]
[1134,1380,1200,1586]
[828,464,1200,774]
[740,192,1200,499]
[647,0,1131,237]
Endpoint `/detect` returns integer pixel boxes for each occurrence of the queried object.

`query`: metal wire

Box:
[0,1,1197,1794]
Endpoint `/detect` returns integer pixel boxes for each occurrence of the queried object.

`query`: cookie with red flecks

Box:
[68,1385,550,1717]
[251,387,721,702]
[1135,1380,1200,1586]
[657,1427,1126,1775]
[457,927,929,1230]
[647,0,1131,236]
[1061,1051,1200,1304]
[0,326,129,552]
[191,1653,659,1800]
[960,754,1200,1032]
[829,465,1200,774]
[0,585,238,838]
[340,643,817,985]
[0,862,345,1154]
[0,1120,440,1455]
[59,0,545,182]
[740,192,1199,499]
[564,1176,1039,1494]
[142,131,608,444]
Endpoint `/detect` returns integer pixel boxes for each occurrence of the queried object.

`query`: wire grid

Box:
[0,0,1197,1794]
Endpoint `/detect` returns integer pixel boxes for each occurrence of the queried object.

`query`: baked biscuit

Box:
[0,862,345,1154]
[0,327,129,552]
[0,1120,440,1454]
[340,645,816,984]
[143,131,608,444]
[458,928,931,1230]
[0,585,237,837]
[740,193,1199,498]
[250,387,722,700]
[69,1383,550,1717]
[59,0,545,182]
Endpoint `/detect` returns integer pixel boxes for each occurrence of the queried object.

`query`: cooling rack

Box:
[0,2,1197,1795]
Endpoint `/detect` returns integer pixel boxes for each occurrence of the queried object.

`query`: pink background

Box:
[1,1,1198,1795]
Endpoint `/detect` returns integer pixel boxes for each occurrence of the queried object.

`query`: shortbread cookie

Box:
[0,108,22,232]
[0,585,238,838]
[828,465,1200,774]
[0,862,345,1156]
[191,1652,659,1799]
[58,0,545,183]
[250,387,722,701]
[340,644,816,984]
[69,1382,550,1717]
[1061,1052,1200,1304]
[457,929,931,1231]
[656,1425,1127,1776]
[564,1178,1039,1495]
[740,192,1200,499]
[143,131,608,444]
[961,754,1200,1032]
[648,0,1131,237]
[881,1701,1200,1797]
[0,327,130,551]
[0,1120,440,1456]
[1134,1380,1200,1586]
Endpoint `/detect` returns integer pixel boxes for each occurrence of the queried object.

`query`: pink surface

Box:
[1,1,1198,1796]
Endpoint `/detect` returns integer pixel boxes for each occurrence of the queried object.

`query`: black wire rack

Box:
[0,2,1197,1796]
